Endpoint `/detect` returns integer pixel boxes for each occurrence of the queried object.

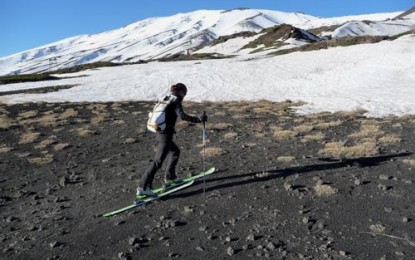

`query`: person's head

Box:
[170,83,187,98]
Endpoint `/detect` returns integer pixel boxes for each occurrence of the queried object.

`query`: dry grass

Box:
[91,114,108,125]
[403,158,415,167]
[28,155,54,166]
[314,183,338,196]
[223,132,238,140]
[378,135,401,144]
[206,122,233,131]
[111,103,123,111]
[293,125,314,134]
[318,141,379,158]
[77,128,96,137]
[16,152,30,158]
[87,104,107,111]
[33,114,59,127]
[123,138,137,144]
[0,117,15,129]
[272,129,298,140]
[18,110,38,119]
[35,135,58,149]
[213,111,226,117]
[113,119,126,125]
[53,143,70,151]
[350,124,384,139]
[277,156,296,163]
[301,132,325,142]
[314,120,342,130]
[0,146,12,153]
[19,132,41,144]
[59,108,78,120]
[201,147,226,157]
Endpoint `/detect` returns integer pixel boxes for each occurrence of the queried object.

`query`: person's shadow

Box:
[170,152,412,199]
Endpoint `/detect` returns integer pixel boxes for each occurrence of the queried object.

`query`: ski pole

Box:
[202,110,206,202]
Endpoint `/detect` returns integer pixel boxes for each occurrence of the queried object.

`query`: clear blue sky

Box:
[0,0,413,58]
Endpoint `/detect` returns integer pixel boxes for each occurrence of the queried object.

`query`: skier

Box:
[137,83,208,196]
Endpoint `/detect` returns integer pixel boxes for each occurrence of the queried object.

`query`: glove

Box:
[199,112,208,122]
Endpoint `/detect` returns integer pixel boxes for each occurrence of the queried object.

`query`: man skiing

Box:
[137,83,208,197]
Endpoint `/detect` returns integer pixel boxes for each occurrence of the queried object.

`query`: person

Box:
[137,83,208,196]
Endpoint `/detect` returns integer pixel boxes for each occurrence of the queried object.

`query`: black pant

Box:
[139,133,180,189]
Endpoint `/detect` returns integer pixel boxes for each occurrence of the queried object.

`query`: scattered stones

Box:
[227,246,235,256]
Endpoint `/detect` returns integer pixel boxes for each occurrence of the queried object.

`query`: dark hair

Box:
[170,83,187,95]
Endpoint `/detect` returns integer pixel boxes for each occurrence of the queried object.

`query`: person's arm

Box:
[175,102,202,123]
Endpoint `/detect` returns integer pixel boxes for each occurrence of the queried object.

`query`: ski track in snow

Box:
[1,35,414,118]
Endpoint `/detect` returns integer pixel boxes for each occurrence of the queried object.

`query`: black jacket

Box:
[162,95,201,134]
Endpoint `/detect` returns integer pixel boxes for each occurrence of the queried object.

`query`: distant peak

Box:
[221,8,251,13]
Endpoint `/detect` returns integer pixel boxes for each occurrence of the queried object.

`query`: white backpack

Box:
[147,95,177,132]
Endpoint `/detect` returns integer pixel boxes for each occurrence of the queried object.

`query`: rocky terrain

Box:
[1,99,415,259]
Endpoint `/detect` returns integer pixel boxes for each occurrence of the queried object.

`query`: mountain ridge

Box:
[0,8,411,76]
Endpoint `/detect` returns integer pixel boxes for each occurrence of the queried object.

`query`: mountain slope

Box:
[0,9,412,76]
[0,9,318,76]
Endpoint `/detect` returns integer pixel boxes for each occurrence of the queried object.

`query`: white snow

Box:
[1,34,414,118]
[1,9,411,76]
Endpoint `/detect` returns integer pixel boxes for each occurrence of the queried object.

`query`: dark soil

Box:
[0,85,77,96]
[1,100,415,259]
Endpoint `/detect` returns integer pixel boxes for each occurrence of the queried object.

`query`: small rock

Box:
[379,175,390,180]
[49,241,62,248]
[195,246,204,252]
[403,217,411,223]
[59,176,69,187]
[118,252,131,260]
[339,250,348,256]
[183,206,194,213]
[227,246,235,256]
[370,224,386,233]
[302,217,310,224]
[199,226,208,232]
[128,237,139,245]
[6,216,17,223]
[377,184,391,191]
[354,179,362,186]
[246,234,256,241]
[225,236,232,242]
[267,242,276,251]
[283,183,293,191]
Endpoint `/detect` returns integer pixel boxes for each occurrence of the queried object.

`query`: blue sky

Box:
[0,0,413,58]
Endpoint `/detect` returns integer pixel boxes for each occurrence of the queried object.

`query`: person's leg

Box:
[139,133,172,189]
[165,141,180,181]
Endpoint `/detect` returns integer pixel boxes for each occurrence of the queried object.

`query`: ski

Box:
[102,180,194,217]
[136,167,216,200]
[102,167,215,217]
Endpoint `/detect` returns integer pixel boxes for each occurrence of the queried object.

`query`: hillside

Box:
[0,9,411,76]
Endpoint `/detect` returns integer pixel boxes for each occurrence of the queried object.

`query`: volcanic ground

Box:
[1,100,415,259]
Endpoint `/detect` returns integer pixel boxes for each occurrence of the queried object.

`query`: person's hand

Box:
[199,112,208,122]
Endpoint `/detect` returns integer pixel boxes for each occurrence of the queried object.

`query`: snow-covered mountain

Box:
[0,8,413,76]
